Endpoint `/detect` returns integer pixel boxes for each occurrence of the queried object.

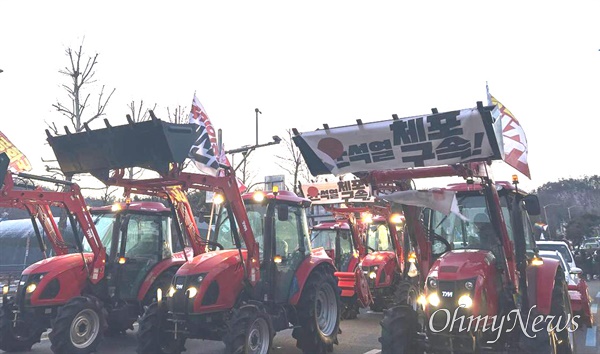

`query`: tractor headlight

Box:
[428,277,438,289]
[26,283,37,294]
[369,271,377,279]
[187,286,198,298]
[464,281,474,290]
[427,293,440,307]
[458,294,473,308]
[156,288,163,302]
[167,286,176,297]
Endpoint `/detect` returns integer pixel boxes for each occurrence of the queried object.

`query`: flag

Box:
[0,131,32,172]
[486,85,531,179]
[188,94,221,176]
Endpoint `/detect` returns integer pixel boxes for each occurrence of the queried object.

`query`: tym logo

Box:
[442,291,453,298]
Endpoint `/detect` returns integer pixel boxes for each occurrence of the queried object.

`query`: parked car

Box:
[537,240,576,269]
[539,250,593,326]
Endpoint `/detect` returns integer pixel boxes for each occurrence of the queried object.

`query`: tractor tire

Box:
[292,266,341,354]
[393,281,419,310]
[136,302,186,354]
[370,299,384,313]
[379,304,423,354]
[340,297,360,320]
[49,295,107,354]
[0,299,45,352]
[223,303,273,354]
[519,272,575,354]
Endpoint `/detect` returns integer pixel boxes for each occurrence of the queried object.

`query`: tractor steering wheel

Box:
[206,240,225,251]
[368,246,376,253]
[431,234,451,257]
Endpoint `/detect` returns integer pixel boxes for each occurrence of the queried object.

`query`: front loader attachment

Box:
[0,152,9,189]
[47,118,201,181]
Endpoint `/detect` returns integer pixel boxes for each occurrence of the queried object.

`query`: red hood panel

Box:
[431,250,495,280]
[362,251,395,267]
[176,249,247,276]
[23,253,94,275]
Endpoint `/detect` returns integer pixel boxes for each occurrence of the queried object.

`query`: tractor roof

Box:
[242,190,310,205]
[91,201,170,214]
[312,221,350,230]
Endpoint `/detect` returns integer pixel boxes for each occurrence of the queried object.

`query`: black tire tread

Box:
[136,302,185,354]
[0,299,44,352]
[49,295,107,354]
[379,304,422,354]
[292,266,341,354]
[223,303,273,354]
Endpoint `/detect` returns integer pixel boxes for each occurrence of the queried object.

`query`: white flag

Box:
[188,94,220,176]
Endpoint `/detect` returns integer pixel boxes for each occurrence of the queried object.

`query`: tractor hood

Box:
[362,251,395,268]
[429,249,496,281]
[23,253,94,275]
[176,249,247,276]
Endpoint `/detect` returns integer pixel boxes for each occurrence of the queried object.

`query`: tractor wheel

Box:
[519,272,575,354]
[0,299,45,352]
[370,298,384,312]
[137,302,186,354]
[292,266,341,354]
[49,295,107,354]
[340,297,360,320]
[379,304,423,354]
[393,281,419,310]
[223,303,273,354]
[552,274,575,354]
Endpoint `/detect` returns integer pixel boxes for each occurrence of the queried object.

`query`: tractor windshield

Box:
[311,228,353,254]
[366,222,393,252]
[430,194,501,252]
[83,212,174,259]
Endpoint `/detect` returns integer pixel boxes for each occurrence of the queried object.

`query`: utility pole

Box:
[255,108,262,146]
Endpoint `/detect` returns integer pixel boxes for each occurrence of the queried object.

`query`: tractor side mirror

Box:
[522,195,541,216]
[277,204,289,221]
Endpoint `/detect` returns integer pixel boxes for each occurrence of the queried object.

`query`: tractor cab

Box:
[85,202,176,300]
[310,221,356,272]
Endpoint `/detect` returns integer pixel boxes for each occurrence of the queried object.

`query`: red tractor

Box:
[0,121,205,353]
[310,212,372,319]
[45,117,342,354]
[292,102,576,353]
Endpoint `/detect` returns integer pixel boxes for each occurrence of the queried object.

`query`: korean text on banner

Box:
[301,180,375,205]
[0,131,32,172]
[293,106,502,176]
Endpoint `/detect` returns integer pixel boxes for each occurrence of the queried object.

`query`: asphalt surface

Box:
[2,280,599,353]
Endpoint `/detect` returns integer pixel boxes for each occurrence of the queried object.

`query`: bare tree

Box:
[274,129,311,194]
[45,41,116,230]
[166,105,188,124]
[46,41,115,135]
[128,100,156,123]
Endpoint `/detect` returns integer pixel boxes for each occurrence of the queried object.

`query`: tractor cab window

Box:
[274,204,308,260]
[339,230,353,255]
[367,223,393,252]
[311,229,335,250]
[83,213,117,253]
[123,214,171,260]
[212,204,247,251]
[430,194,501,254]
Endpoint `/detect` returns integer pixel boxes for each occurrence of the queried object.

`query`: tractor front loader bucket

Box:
[0,152,9,188]
[47,118,201,182]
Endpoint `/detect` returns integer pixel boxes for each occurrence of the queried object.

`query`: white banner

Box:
[293,106,501,176]
[301,180,375,204]
[380,189,468,220]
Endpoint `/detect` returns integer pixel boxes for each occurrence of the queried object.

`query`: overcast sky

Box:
[1,1,598,193]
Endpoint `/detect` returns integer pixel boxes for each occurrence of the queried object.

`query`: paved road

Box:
[3,280,599,353]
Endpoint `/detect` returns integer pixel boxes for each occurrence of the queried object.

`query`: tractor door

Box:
[272,203,309,304]
[116,213,172,299]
